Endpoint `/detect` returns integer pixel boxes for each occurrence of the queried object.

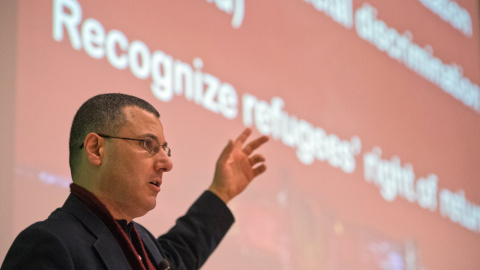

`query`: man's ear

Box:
[83,133,105,166]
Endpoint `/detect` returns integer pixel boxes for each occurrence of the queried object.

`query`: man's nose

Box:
[154,150,173,172]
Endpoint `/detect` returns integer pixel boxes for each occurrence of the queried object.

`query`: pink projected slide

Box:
[3,0,479,269]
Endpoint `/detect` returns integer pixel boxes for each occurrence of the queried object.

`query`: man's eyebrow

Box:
[143,133,160,141]
[143,133,167,145]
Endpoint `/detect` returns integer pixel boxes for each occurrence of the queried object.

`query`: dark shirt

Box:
[117,219,135,241]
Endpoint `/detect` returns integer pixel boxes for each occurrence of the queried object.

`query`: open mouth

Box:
[149,181,160,187]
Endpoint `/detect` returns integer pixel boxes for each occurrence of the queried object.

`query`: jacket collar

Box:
[62,194,133,269]
[61,194,164,269]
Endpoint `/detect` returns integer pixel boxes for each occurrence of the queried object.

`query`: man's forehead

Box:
[123,105,158,118]
[121,106,164,134]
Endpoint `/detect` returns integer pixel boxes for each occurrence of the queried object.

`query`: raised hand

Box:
[208,128,269,204]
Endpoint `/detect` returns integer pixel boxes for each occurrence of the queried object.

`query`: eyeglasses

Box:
[79,133,171,157]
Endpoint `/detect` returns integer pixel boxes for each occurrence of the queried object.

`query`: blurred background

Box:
[1,1,479,269]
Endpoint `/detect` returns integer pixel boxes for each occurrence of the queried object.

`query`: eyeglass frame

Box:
[79,133,171,157]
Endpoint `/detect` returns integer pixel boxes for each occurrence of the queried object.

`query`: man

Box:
[1,93,269,270]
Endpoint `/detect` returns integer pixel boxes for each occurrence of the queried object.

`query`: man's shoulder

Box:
[13,215,87,248]
[22,208,87,237]
[1,196,109,269]
[17,197,99,244]
[14,193,109,248]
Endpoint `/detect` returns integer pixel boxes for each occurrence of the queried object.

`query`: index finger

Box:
[243,135,269,156]
[234,128,253,145]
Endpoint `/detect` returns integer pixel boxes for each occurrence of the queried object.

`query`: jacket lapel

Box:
[62,194,132,270]
[94,233,132,270]
[137,227,163,267]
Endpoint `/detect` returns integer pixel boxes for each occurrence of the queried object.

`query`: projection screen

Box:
[1,0,479,269]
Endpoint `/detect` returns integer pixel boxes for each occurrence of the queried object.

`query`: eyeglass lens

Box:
[143,137,171,157]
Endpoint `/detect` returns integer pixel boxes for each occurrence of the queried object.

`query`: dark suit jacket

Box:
[1,191,234,270]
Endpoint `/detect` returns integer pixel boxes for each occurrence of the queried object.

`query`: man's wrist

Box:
[207,186,231,204]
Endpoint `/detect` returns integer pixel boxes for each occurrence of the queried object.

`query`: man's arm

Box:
[154,190,234,270]
[153,128,269,270]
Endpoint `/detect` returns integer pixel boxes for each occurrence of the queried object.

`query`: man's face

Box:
[95,106,173,221]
